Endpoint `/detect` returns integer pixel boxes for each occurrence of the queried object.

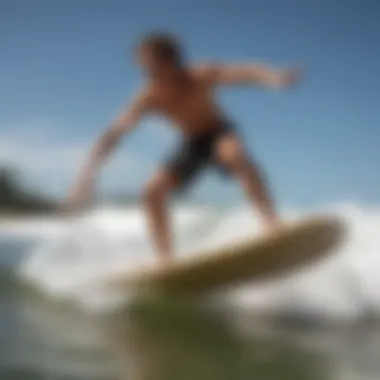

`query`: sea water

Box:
[1,201,380,379]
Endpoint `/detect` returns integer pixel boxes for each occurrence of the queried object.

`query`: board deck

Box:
[107,215,344,295]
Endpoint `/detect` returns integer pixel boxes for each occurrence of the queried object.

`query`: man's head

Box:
[135,32,184,78]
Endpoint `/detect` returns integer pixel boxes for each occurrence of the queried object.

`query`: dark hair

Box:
[137,32,182,66]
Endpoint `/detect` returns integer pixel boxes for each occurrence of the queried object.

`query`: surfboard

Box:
[107,215,344,295]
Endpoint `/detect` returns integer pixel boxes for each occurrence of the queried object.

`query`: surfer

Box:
[65,32,301,261]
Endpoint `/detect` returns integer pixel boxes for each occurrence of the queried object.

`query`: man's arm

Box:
[198,62,301,89]
[65,91,151,210]
[84,94,148,169]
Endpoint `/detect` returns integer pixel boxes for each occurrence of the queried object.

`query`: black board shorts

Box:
[163,119,237,191]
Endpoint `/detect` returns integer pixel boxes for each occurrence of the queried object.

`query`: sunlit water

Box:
[1,201,380,379]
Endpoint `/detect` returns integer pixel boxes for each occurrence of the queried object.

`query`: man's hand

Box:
[277,68,302,88]
[62,169,95,214]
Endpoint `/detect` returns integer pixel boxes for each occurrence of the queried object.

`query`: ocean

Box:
[1,202,380,380]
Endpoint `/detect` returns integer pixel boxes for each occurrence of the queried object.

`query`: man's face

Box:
[137,47,175,78]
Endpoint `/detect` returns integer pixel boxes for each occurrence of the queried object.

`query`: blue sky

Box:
[1,0,379,206]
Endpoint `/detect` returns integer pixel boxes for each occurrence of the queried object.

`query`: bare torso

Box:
[146,67,225,135]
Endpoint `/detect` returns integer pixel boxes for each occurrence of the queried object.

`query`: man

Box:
[66,32,301,261]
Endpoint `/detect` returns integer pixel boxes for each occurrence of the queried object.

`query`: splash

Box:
[3,202,380,322]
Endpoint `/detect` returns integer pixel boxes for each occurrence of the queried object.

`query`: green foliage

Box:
[0,167,56,215]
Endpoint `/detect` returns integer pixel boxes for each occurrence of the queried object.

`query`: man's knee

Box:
[215,137,247,171]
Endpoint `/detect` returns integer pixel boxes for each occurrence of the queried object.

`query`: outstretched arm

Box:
[199,63,302,89]
[65,91,151,211]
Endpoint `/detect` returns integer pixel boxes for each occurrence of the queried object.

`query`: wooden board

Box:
[107,215,345,295]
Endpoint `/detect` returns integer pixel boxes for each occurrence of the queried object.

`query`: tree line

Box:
[0,167,57,215]
[0,166,197,216]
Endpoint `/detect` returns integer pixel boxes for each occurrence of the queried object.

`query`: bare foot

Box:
[264,215,281,233]
[157,253,173,266]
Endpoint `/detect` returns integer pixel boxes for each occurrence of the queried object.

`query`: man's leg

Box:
[143,170,178,261]
[214,135,279,230]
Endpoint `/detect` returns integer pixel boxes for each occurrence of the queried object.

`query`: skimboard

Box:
[107,215,344,295]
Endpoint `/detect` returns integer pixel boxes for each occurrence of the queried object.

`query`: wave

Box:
[2,201,380,322]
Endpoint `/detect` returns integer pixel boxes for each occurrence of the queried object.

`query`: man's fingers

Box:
[291,67,303,81]
[284,68,302,86]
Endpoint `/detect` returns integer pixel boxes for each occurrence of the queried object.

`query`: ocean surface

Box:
[1,202,380,380]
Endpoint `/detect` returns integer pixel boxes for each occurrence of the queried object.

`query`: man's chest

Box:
[153,83,212,116]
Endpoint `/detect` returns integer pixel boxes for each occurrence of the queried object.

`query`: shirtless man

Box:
[66,32,301,261]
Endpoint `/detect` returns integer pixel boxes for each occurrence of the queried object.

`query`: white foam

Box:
[16,205,215,303]
[9,201,380,321]
[0,216,67,238]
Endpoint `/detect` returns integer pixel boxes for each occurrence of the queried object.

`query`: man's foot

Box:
[263,215,281,233]
[157,252,173,266]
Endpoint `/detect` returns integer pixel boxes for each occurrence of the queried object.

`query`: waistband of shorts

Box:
[188,118,234,139]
